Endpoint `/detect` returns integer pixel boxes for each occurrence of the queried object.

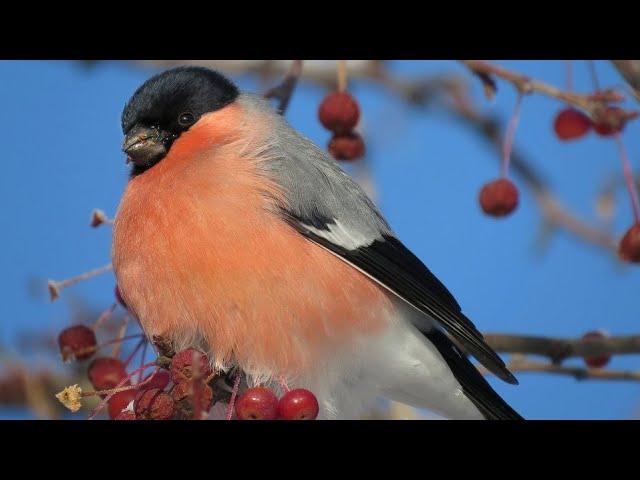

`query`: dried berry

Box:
[135,388,176,420]
[170,348,212,383]
[328,132,365,161]
[171,381,214,418]
[107,389,137,419]
[88,357,129,391]
[58,325,97,362]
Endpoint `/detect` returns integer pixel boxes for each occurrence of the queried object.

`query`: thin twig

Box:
[337,60,347,92]
[48,263,113,301]
[615,134,640,223]
[461,60,623,114]
[264,60,303,115]
[479,356,640,382]
[484,333,640,363]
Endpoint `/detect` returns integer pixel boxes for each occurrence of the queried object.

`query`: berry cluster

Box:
[236,386,319,420]
[475,65,640,266]
[318,91,364,162]
[553,105,636,141]
[56,287,320,420]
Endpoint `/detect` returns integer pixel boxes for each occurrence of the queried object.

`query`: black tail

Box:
[425,328,523,420]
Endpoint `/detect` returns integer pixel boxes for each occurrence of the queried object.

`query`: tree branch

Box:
[479,356,640,382]
[374,72,619,252]
[611,60,640,103]
[264,60,303,114]
[462,60,622,111]
[484,333,640,364]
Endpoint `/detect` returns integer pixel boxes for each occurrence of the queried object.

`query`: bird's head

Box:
[121,66,239,175]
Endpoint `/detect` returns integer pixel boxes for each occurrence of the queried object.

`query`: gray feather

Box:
[239,94,518,386]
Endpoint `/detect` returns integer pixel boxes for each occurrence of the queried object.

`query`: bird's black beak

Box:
[122,125,168,168]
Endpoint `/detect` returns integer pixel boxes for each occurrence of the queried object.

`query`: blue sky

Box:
[1,60,638,419]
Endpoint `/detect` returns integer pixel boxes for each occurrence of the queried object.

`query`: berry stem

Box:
[337,60,347,93]
[92,303,116,331]
[565,60,573,92]
[48,263,113,301]
[225,371,242,420]
[88,362,158,420]
[98,333,143,351]
[278,375,290,393]
[614,134,640,223]
[588,60,601,91]
[124,338,146,367]
[111,316,130,358]
[90,208,114,227]
[501,92,524,178]
[138,340,149,382]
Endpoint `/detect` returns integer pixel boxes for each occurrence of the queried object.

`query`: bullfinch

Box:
[113,66,522,420]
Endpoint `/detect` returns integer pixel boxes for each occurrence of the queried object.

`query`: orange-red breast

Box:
[113,67,521,419]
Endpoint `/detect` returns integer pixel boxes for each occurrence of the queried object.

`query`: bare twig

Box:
[445,86,619,251]
[264,60,304,115]
[337,60,347,92]
[462,60,623,112]
[484,333,640,364]
[48,263,113,302]
[479,356,640,382]
[90,209,113,228]
[611,60,640,103]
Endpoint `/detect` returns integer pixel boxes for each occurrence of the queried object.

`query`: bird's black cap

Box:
[121,67,239,175]
[122,66,239,135]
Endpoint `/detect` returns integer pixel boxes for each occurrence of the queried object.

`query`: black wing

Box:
[284,213,517,385]
[425,328,522,419]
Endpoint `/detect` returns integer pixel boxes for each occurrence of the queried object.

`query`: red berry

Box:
[135,388,176,420]
[479,178,519,217]
[593,107,626,137]
[171,381,214,418]
[58,325,97,362]
[107,389,137,419]
[618,223,640,263]
[143,369,171,390]
[553,108,592,140]
[328,132,365,161]
[235,387,279,420]
[88,357,129,391]
[277,389,319,420]
[170,348,213,384]
[318,92,360,134]
[114,410,137,420]
[581,330,611,369]
[114,285,127,309]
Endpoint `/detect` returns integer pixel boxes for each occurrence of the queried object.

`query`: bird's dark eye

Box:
[178,112,195,126]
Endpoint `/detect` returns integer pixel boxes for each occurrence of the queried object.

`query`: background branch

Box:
[484,333,640,363]
[479,355,640,382]
[263,60,303,114]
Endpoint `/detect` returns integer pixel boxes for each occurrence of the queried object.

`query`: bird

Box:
[112,66,522,420]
